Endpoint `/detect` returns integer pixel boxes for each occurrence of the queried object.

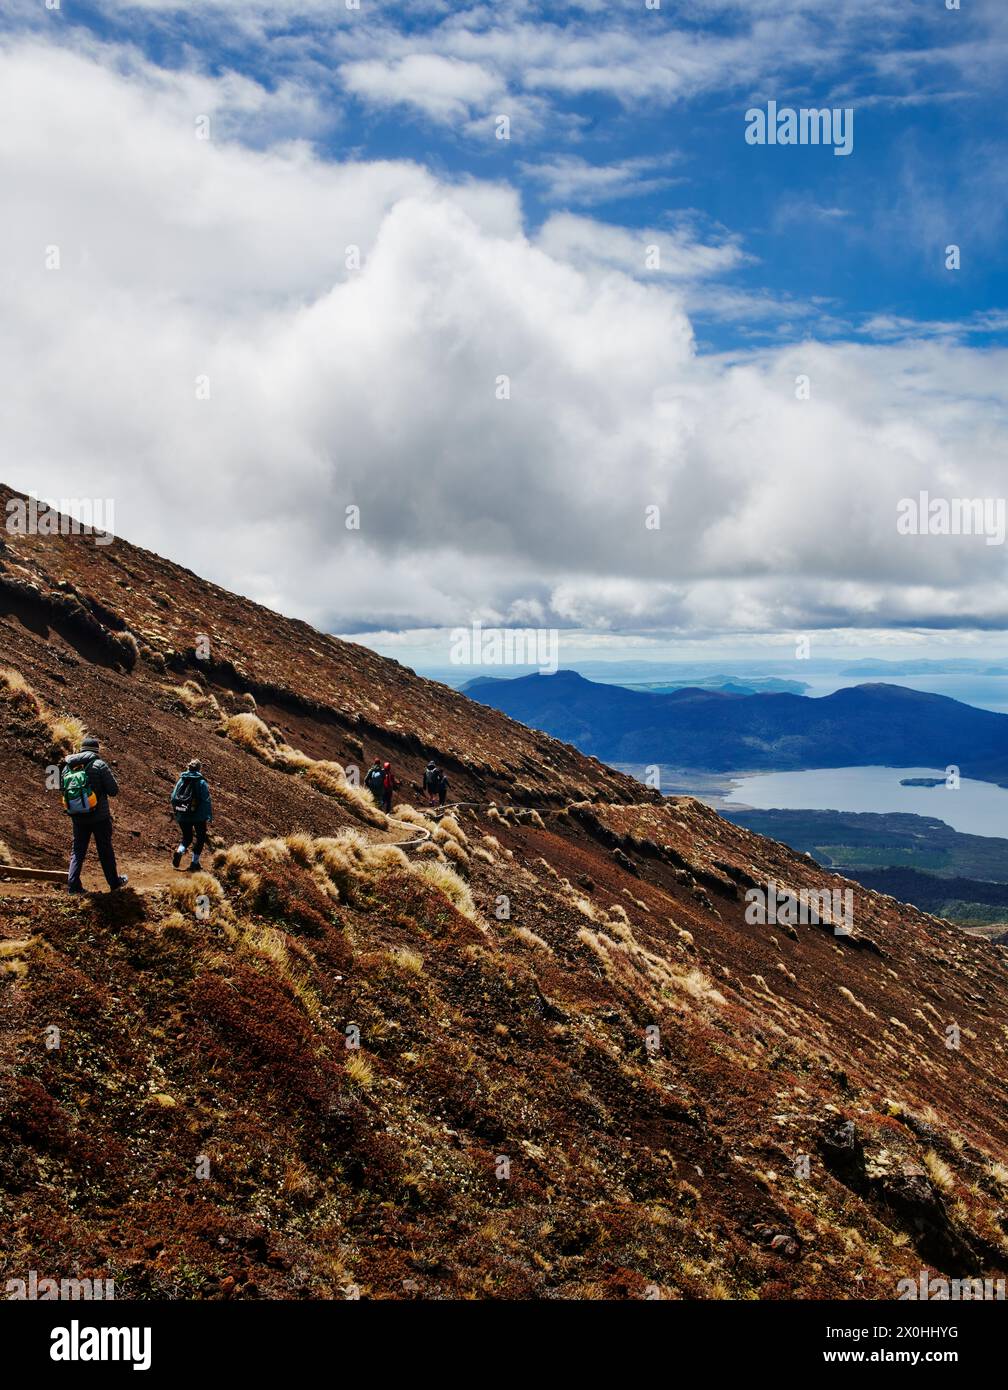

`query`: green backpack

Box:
[62,763,98,816]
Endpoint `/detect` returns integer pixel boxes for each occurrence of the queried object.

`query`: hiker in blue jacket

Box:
[63,734,129,894]
[171,759,213,871]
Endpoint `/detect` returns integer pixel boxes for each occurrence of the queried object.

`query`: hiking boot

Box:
[110,875,129,892]
[67,883,84,896]
[188,859,202,872]
[172,847,184,869]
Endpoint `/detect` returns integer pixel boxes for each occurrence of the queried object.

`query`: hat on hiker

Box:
[81,735,100,751]
[188,759,201,772]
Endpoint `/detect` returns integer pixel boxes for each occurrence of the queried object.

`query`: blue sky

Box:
[23,0,1006,351]
[1,0,1007,670]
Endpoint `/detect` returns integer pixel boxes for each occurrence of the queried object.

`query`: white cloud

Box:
[340,54,501,124]
[519,155,681,206]
[2,36,1008,644]
[536,213,745,280]
[13,0,1000,133]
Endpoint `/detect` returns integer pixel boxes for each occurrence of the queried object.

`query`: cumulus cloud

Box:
[1,35,1007,648]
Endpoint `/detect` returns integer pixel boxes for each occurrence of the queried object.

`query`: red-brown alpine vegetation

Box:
[2,484,1006,1299]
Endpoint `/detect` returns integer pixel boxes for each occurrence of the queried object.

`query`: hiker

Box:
[171,759,213,871]
[62,735,128,894]
[380,760,399,814]
[424,761,449,808]
[364,759,384,805]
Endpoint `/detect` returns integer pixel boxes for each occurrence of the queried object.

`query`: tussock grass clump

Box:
[621,888,651,913]
[48,714,88,753]
[680,968,727,1007]
[284,832,317,867]
[221,712,276,757]
[218,714,383,823]
[238,924,321,1019]
[167,871,233,921]
[0,667,37,707]
[344,1054,375,1089]
[413,813,470,869]
[436,814,469,848]
[172,680,222,720]
[924,1150,955,1192]
[412,859,479,923]
[214,828,482,949]
[114,631,140,668]
[513,926,553,954]
[989,1161,1008,1190]
[441,839,469,872]
[0,840,13,866]
[315,831,409,897]
[388,946,424,975]
[838,985,876,1017]
[1,667,87,755]
[579,914,726,1013]
[212,838,334,934]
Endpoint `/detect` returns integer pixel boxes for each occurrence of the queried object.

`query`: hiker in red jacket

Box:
[380,761,399,814]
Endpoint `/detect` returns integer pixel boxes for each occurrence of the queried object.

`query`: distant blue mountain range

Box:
[463,671,1008,786]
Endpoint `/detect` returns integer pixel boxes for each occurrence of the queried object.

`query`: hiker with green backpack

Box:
[171,759,213,871]
[62,735,128,894]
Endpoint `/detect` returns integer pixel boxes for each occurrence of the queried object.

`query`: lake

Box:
[721,766,1008,838]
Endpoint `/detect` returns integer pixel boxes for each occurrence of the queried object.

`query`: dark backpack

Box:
[62,760,97,816]
[172,777,199,817]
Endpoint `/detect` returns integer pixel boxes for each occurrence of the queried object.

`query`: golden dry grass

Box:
[218,715,384,823]
[172,680,222,720]
[0,667,35,702]
[388,946,425,975]
[344,1054,375,1088]
[1,666,87,754]
[48,714,88,754]
[221,711,276,757]
[166,871,232,921]
[412,859,479,922]
[989,1161,1008,1189]
[924,1150,955,1193]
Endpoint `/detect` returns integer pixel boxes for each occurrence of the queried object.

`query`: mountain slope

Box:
[2,487,1008,1300]
[465,670,1008,784]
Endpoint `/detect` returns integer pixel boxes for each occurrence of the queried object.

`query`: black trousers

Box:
[68,818,120,889]
[178,821,207,855]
